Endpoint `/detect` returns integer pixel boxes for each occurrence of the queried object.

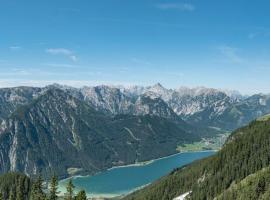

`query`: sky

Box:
[1,0,270,94]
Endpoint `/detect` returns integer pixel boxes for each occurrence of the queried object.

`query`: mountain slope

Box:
[0,88,199,178]
[1,84,270,133]
[124,116,270,200]
[133,95,179,120]
[130,84,270,131]
[79,85,135,115]
[0,86,42,122]
[187,93,270,131]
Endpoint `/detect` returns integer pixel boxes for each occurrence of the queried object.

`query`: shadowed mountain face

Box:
[0,89,198,178]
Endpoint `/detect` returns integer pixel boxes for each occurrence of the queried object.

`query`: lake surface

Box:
[59,151,215,198]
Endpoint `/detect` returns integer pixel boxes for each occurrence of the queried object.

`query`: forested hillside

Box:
[124,116,270,200]
[0,172,88,200]
[0,172,31,200]
[217,166,270,200]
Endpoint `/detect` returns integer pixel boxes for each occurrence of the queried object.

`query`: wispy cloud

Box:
[247,27,270,40]
[248,31,270,40]
[0,79,139,89]
[248,33,257,39]
[131,58,152,65]
[46,48,77,62]
[166,71,184,78]
[0,59,8,63]
[11,68,31,75]
[9,46,22,51]
[156,3,195,11]
[0,68,31,76]
[218,45,244,64]
[249,59,270,71]
[69,55,77,62]
[87,17,187,28]
[43,63,79,69]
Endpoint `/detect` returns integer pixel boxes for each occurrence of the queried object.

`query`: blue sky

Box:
[1,0,270,94]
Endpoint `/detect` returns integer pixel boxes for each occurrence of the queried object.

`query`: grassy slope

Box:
[177,132,230,152]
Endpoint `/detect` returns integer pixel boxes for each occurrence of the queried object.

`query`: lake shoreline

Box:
[58,150,217,198]
[61,149,217,181]
[105,149,217,172]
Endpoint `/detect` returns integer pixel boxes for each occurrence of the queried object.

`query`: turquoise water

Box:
[59,151,215,198]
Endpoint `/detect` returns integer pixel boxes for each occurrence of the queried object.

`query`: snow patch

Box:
[173,191,191,200]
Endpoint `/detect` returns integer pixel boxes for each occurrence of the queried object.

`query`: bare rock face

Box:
[0,88,198,178]
[1,83,270,131]
[80,85,134,115]
[0,86,43,122]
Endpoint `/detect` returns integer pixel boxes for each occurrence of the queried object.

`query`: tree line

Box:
[0,173,87,200]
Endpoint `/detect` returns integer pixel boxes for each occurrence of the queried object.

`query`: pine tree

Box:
[30,176,46,200]
[49,175,59,200]
[75,190,87,200]
[16,177,24,200]
[256,176,266,196]
[64,180,75,200]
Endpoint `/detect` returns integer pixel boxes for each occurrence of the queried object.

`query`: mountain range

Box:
[0,87,200,178]
[1,83,270,131]
[0,83,270,178]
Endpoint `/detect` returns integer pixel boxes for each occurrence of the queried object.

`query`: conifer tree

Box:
[75,190,87,200]
[0,192,2,200]
[30,176,46,200]
[16,177,24,200]
[256,176,266,196]
[64,180,75,200]
[49,175,59,200]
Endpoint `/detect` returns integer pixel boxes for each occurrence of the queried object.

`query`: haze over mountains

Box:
[0,83,270,179]
[1,83,269,130]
